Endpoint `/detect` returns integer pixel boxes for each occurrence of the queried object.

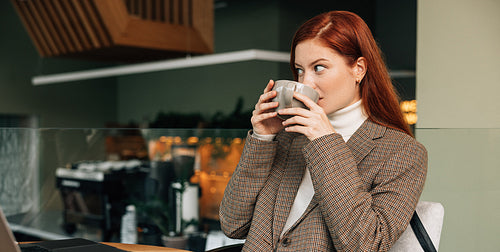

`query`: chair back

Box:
[209,201,444,251]
[390,201,445,251]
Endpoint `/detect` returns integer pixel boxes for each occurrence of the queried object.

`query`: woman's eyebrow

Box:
[309,58,328,66]
[295,58,328,68]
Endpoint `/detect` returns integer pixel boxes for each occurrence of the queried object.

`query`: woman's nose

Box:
[301,74,316,89]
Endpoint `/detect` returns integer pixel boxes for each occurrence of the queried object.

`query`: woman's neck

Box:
[327,100,367,141]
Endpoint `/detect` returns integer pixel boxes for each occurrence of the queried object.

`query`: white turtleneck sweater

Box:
[252,99,368,237]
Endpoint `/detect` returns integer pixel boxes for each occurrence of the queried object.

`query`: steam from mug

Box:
[271,80,319,120]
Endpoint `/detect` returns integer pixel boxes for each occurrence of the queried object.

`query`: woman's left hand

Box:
[279,92,336,141]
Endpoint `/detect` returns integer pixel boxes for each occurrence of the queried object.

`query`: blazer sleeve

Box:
[304,132,427,252]
[219,131,278,239]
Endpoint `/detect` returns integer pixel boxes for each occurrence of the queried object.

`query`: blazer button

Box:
[281,237,291,247]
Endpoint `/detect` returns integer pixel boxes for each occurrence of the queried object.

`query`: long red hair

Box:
[290,11,412,136]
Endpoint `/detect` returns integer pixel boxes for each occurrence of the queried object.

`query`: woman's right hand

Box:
[251,80,284,135]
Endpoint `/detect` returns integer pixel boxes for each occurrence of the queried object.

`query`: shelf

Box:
[32,49,290,85]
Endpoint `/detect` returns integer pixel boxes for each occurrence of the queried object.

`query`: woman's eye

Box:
[314,65,326,72]
[296,68,304,75]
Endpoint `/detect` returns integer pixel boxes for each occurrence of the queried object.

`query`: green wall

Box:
[416,0,500,250]
[117,61,284,125]
[0,1,118,128]
[417,0,500,129]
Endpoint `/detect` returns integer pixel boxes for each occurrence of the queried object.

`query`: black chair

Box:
[205,243,244,252]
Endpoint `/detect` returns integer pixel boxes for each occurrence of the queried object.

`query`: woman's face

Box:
[294,39,365,115]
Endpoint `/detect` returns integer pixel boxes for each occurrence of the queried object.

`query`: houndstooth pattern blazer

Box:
[220,119,427,251]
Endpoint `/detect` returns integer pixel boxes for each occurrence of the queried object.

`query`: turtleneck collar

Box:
[327,99,367,142]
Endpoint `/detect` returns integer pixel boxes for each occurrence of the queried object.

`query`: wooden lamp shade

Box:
[11,0,214,62]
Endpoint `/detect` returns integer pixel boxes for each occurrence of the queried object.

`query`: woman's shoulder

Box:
[357,121,427,169]
[378,124,426,154]
[357,119,425,152]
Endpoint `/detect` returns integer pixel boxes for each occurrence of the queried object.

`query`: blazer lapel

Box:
[346,119,386,164]
[280,192,320,237]
[272,133,308,244]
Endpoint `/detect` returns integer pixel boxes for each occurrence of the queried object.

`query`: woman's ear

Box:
[354,57,367,83]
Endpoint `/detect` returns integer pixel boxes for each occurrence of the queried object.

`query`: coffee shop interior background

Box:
[0,0,418,129]
[1,0,500,251]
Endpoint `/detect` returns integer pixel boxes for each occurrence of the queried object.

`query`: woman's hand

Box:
[279,92,336,141]
[251,80,284,135]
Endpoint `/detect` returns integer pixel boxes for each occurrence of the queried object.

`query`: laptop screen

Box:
[0,206,125,252]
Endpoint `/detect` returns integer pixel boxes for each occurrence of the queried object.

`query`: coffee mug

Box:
[272,80,319,120]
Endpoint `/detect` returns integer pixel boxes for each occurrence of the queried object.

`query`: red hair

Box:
[290,11,412,136]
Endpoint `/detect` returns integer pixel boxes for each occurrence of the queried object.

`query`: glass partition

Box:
[0,128,247,246]
[0,128,39,216]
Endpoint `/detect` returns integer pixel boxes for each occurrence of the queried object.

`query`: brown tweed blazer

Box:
[220,119,427,251]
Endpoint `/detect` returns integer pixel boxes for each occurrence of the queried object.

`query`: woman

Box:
[220,11,427,251]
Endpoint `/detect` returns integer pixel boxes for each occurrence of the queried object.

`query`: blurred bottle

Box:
[120,205,138,244]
